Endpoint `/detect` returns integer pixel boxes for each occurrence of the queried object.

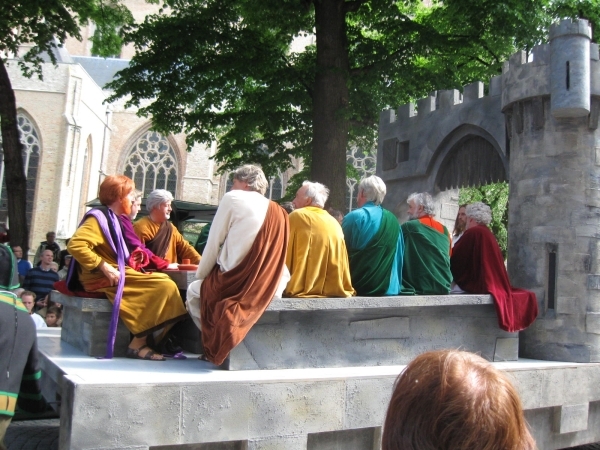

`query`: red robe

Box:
[451,224,538,332]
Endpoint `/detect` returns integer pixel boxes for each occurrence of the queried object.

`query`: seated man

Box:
[401,192,452,295]
[451,202,538,332]
[134,189,201,264]
[342,175,403,296]
[284,181,355,298]
[12,245,32,284]
[22,249,59,307]
[187,165,289,365]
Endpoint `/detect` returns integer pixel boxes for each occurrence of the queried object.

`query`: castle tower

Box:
[504,18,600,362]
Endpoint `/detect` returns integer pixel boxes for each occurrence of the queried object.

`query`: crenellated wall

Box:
[377,78,506,228]
[504,19,600,363]
[378,18,600,363]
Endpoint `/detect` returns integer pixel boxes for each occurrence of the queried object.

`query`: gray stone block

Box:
[248,436,306,450]
[493,337,519,361]
[306,427,381,450]
[554,403,589,434]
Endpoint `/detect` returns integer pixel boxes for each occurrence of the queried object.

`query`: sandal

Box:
[126,344,166,361]
[198,354,209,362]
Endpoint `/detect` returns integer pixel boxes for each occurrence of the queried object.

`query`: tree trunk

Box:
[0,59,29,254]
[312,0,349,210]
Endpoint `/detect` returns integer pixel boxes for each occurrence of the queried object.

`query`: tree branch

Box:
[344,0,368,14]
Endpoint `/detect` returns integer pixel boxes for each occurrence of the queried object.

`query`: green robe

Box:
[400,220,452,295]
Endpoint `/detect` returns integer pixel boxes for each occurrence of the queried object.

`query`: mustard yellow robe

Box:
[68,217,187,337]
[284,206,355,298]
[133,216,200,264]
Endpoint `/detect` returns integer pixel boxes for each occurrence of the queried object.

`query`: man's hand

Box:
[99,261,121,287]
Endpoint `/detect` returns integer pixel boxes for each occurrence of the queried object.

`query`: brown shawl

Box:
[200,201,289,365]
[145,220,172,259]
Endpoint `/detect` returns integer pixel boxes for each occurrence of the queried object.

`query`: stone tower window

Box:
[0,113,41,226]
[123,131,178,197]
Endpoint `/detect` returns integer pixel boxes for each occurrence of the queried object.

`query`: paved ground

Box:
[4,418,600,450]
[4,419,59,450]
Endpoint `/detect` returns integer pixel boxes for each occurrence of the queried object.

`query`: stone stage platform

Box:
[37,328,600,450]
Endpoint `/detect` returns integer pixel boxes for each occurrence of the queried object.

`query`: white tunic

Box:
[186,189,290,330]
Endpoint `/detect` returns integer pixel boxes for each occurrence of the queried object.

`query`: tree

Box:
[0,0,132,252]
[108,0,599,209]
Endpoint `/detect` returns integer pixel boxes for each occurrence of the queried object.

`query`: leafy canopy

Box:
[0,0,133,78]
[107,0,599,180]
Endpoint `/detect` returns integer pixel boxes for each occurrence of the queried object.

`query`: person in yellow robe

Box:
[134,189,201,264]
[68,176,188,360]
[284,181,355,298]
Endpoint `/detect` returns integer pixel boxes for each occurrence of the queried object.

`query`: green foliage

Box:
[0,0,132,78]
[107,0,600,185]
[459,182,509,258]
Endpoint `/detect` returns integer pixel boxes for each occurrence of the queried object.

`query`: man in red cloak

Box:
[451,202,538,332]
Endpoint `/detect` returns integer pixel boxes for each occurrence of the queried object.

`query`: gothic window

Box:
[346,146,376,212]
[268,175,283,200]
[0,113,41,226]
[123,131,178,197]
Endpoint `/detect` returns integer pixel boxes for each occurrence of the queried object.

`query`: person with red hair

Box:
[383,350,536,450]
[68,175,188,360]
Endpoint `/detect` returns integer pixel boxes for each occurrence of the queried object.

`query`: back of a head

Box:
[303,181,329,208]
[407,192,435,216]
[383,350,536,450]
[0,244,19,290]
[233,165,268,195]
[359,175,386,205]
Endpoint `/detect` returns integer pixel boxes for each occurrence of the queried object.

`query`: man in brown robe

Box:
[186,165,289,365]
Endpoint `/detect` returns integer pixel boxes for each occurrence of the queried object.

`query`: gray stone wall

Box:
[505,19,600,362]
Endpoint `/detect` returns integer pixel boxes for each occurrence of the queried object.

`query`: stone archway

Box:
[435,134,507,192]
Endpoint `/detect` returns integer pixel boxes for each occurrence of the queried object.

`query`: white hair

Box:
[233,165,268,195]
[146,189,174,212]
[303,181,329,208]
[466,202,492,225]
[407,192,435,216]
[358,175,386,205]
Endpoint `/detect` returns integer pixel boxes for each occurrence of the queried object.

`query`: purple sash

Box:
[67,207,130,358]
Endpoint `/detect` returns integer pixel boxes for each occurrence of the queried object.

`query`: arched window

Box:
[123,130,178,197]
[0,113,41,226]
[346,146,376,212]
[268,175,283,200]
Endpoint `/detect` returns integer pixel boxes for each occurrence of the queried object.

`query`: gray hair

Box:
[358,175,386,205]
[407,192,435,216]
[466,202,492,225]
[146,189,174,212]
[132,189,143,200]
[303,181,329,208]
[233,165,268,195]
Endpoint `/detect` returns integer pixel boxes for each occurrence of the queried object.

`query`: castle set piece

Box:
[37,19,600,449]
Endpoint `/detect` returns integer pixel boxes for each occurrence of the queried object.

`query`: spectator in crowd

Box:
[45,306,62,327]
[382,349,536,450]
[327,207,344,224]
[342,176,404,296]
[22,249,59,307]
[20,290,46,329]
[400,192,452,295]
[68,175,187,360]
[451,202,538,332]
[33,231,60,265]
[11,245,32,284]
[57,238,71,270]
[452,204,467,248]
[57,255,72,280]
[134,189,201,265]
[187,165,289,365]
[280,202,294,214]
[49,261,59,272]
[0,245,46,448]
[284,181,354,298]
